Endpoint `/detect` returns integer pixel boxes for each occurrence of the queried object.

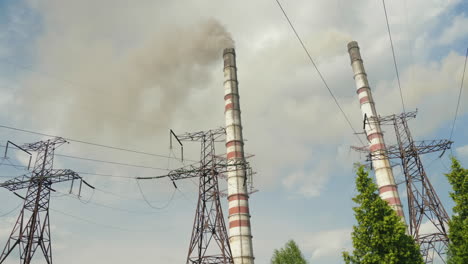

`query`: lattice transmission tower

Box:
[354,111,452,263]
[138,128,253,264]
[0,137,93,264]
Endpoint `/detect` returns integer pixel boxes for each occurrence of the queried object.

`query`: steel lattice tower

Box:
[138,128,253,264]
[0,137,92,264]
[354,111,452,263]
[184,129,232,264]
[391,112,451,263]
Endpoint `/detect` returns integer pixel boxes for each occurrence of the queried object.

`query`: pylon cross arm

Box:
[169,167,207,181]
[0,169,88,191]
[46,168,83,184]
[0,174,30,191]
[136,163,204,181]
[137,159,250,183]
[352,140,452,161]
[370,111,418,125]
[409,140,453,155]
[21,137,68,152]
[175,127,226,142]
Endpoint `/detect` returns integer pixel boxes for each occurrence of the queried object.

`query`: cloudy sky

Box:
[0,0,467,263]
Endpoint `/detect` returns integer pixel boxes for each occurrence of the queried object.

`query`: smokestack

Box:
[223,48,255,264]
[347,41,406,221]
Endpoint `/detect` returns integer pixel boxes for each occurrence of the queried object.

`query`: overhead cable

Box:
[0,124,197,162]
[0,160,154,180]
[0,144,171,172]
[55,190,166,215]
[55,153,170,171]
[449,47,468,141]
[135,179,177,210]
[273,0,365,146]
[75,172,136,179]
[0,203,21,217]
[50,208,152,233]
[382,0,406,113]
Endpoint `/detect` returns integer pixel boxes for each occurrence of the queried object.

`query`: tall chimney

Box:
[347,41,406,220]
[223,48,255,264]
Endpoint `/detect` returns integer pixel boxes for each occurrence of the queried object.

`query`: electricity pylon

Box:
[138,128,253,264]
[354,111,452,263]
[0,137,93,264]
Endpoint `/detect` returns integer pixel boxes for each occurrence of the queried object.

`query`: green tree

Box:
[271,240,308,264]
[446,157,468,264]
[343,166,424,264]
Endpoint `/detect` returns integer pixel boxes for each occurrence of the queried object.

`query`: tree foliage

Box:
[446,157,468,264]
[343,166,424,264]
[271,240,308,264]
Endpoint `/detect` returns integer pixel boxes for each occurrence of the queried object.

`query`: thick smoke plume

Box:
[20,19,233,143]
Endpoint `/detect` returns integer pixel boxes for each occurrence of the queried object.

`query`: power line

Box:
[0,143,174,172]
[273,0,365,146]
[84,198,165,214]
[0,163,26,170]
[94,181,190,204]
[2,158,28,171]
[75,188,96,204]
[439,158,450,171]
[94,186,148,200]
[1,166,176,211]
[0,203,21,217]
[382,0,406,113]
[0,160,153,180]
[55,190,168,215]
[1,157,188,182]
[55,153,170,171]
[75,171,136,179]
[136,179,177,210]
[50,208,152,233]
[0,171,26,178]
[0,158,24,174]
[449,47,468,141]
[94,185,187,203]
[0,124,197,162]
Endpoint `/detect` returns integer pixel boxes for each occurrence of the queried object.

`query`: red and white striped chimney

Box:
[223,48,255,264]
[347,41,406,220]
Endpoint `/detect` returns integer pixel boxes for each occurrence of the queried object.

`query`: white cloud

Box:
[301,228,352,260]
[0,0,466,263]
[418,220,443,235]
[8,0,465,200]
[456,144,468,158]
[438,15,468,45]
[373,51,467,138]
[283,161,333,198]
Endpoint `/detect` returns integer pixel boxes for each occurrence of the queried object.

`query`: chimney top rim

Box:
[347,41,359,50]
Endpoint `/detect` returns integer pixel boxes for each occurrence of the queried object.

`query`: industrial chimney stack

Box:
[223,48,255,264]
[347,41,406,221]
